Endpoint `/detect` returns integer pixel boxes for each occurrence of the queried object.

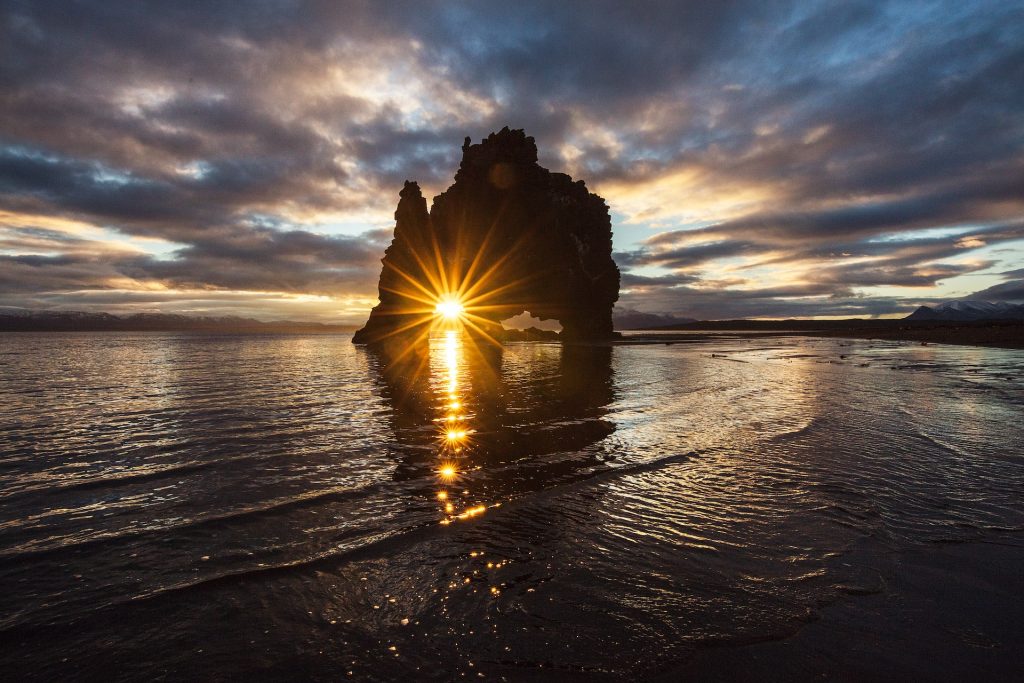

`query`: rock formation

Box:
[353,128,620,345]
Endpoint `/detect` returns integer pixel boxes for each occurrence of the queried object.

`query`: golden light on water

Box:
[444,330,459,395]
[427,326,496,524]
[435,332,465,509]
[457,505,487,519]
[444,429,468,441]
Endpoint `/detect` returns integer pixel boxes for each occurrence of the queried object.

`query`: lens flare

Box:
[434,298,464,320]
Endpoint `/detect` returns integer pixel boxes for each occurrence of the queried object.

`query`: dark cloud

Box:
[626,241,758,270]
[130,228,389,295]
[969,280,1024,301]
[0,0,1022,318]
[618,283,911,321]
[620,222,1024,314]
[619,272,700,288]
[968,266,1024,301]
[0,226,386,287]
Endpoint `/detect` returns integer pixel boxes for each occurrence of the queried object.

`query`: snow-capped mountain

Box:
[905,300,1024,322]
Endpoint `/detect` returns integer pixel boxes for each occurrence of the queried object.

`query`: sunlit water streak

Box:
[0,332,1022,679]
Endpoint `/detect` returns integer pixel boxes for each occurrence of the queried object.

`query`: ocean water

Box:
[0,332,1022,680]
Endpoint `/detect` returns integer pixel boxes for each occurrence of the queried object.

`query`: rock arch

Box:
[353,128,620,345]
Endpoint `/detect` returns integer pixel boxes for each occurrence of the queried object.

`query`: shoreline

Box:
[614,321,1024,350]
[806,325,1024,349]
[4,327,1020,350]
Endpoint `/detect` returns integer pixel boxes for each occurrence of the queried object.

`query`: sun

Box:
[434,297,464,321]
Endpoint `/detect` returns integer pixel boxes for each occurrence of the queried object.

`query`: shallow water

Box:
[0,332,1022,680]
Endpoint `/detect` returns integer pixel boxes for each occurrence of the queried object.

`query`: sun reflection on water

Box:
[431,329,491,524]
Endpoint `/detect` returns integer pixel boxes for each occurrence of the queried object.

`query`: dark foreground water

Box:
[1,332,1022,681]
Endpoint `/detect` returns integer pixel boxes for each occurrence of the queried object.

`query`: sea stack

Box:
[353,127,620,344]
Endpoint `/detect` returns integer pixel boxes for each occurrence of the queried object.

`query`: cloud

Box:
[968,265,1024,301]
[129,228,390,295]
[0,1,1022,319]
[617,282,911,321]
[969,280,1024,301]
[619,272,700,288]
[0,226,387,292]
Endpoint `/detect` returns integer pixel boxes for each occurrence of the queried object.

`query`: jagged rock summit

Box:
[353,128,620,345]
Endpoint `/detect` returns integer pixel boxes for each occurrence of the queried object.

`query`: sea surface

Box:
[1,332,1022,680]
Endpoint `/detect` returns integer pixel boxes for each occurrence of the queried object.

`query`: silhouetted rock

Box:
[353,128,620,344]
[351,181,435,346]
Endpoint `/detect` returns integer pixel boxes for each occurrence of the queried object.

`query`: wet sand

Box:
[2,333,1021,680]
[617,321,1024,350]
[810,322,1024,350]
[665,539,1024,682]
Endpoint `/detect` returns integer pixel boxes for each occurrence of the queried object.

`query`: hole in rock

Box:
[500,312,562,332]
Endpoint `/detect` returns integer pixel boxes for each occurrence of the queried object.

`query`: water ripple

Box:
[0,332,1021,679]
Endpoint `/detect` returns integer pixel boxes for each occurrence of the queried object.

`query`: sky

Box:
[1,0,1023,322]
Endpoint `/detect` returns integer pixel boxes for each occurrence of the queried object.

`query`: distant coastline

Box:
[0,311,356,334]
[4,310,1021,349]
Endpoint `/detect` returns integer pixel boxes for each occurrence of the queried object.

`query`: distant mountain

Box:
[0,310,356,333]
[905,300,1024,322]
[613,308,697,330]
